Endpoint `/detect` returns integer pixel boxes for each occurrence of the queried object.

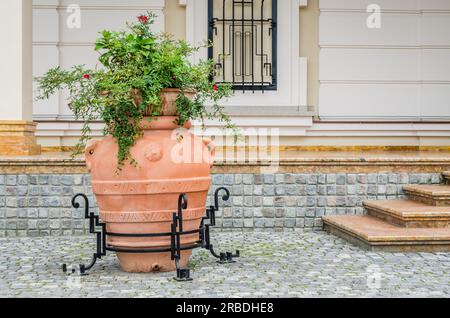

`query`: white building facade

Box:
[1,0,450,153]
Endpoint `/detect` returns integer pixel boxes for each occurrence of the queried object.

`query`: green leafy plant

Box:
[36,13,236,169]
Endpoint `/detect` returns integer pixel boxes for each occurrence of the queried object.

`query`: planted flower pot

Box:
[85,117,215,272]
[131,88,197,116]
[36,13,236,273]
[150,88,196,116]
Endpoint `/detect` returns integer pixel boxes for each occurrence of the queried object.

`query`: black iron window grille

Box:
[208,0,277,92]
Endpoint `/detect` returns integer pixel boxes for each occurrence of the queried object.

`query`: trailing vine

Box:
[36,13,236,170]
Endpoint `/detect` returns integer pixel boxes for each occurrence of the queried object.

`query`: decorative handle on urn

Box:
[203,138,216,168]
[84,140,100,172]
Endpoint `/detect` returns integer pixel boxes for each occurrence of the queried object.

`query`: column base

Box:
[0,121,41,155]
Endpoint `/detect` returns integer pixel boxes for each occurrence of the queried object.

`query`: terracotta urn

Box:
[85,116,215,273]
[130,88,196,116]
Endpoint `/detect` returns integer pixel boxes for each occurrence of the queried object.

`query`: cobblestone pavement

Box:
[0,231,449,298]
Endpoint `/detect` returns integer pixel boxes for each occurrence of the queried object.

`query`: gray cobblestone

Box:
[243,207,253,218]
[327,174,336,184]
[432,174,442,184]
[409,174,420,184]
[336,174,346,185]
[0,231,444,298]
[242,174,253,185]
[263,174,275,184]
[60,176,73,186]
[347,174,357,184]
[318,174,326,184]
[38,175,49,185]
[284,174,296,184]
[296,174,307,184]
[264,218,275,227]
[254,174,263,185]
[243,219,253,228]
[6,176,17,186]
[308,174,318,185]
[368,174,377,184]
[378,174,388,184]
[223,174,234,185]
[254,219,264,228]
[29,175,38,185]
[18,175,28,185]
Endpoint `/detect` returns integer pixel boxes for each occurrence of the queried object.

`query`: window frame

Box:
[207,0,278,92]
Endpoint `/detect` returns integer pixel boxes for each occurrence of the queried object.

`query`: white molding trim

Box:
[34,6,166,10]
[307,122,450,137]
[35,120,450,141]
[33,0,165,10]
[317,117,450,122]
[35,116,315,138]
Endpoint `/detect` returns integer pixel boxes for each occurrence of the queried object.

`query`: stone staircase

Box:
[403,185,450,206]
[323,172,450,252]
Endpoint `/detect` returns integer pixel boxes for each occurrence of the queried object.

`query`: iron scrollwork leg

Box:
[204,187,240,264]
[62,188,239,279]
[62,194,106,275]
[172,194,193,282]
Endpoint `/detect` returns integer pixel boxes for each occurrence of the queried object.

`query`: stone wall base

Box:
[0,172,443,237]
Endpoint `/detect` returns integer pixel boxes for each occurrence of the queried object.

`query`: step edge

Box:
[322,216,450,243]
[403,185,450,197]
[364,202,450,220]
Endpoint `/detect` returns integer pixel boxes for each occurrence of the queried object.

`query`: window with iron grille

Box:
[208,0,277,92]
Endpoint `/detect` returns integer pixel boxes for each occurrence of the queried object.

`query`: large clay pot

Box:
[85,116,215,273]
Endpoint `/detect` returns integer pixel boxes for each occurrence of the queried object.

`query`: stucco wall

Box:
[27,0,450,149]
[300,0,319,115]
[0,0,33,121]
[164,0,186,40]
[318,0,450,121]
[32,0,166,122]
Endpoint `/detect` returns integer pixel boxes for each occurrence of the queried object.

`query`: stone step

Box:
[403,185,450,206]
[364,200,450,228]
[323,215,450,252]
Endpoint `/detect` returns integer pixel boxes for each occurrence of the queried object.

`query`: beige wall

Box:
[318,0,450,121]
[300,0,319,115]
[164,0,186,40]
[0,0,33,121]
[29,1,450,149]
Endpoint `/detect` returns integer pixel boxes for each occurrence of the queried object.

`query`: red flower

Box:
[213,84,219,91]
[138,15,149,24]
[83,74,91,79]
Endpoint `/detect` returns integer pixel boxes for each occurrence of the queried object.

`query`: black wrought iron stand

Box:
[62,187,239,281]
